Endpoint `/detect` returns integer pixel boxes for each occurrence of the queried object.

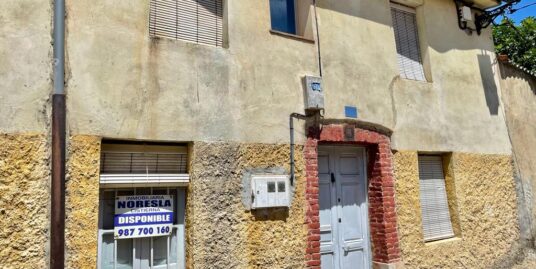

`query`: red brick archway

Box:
[304,124,401,268]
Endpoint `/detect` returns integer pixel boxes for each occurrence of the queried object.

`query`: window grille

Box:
[149,0,224,47]
[418,155,455,242]
[391,4,426,81]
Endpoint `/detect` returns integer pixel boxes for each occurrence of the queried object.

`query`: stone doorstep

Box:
[373,261,405,269]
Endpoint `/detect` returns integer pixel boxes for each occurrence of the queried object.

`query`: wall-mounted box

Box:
[251,175,290,209]
[462,6,473,22]
[303,76,324,110]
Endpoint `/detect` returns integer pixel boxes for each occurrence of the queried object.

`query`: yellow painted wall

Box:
[394,151,521,268]
[65,136,101,269]
[187,142,307,268]
[0,134,49,268]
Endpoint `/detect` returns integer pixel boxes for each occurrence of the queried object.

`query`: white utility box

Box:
[251,175,290,209]
[462,6,473,22]
[304,76,324,110]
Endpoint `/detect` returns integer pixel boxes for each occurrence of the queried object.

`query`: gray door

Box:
[319,146,371,269]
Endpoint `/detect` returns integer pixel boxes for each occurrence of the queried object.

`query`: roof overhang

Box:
[471,0,502,9]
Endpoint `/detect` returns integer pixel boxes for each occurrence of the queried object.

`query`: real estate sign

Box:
[114,195,174,239]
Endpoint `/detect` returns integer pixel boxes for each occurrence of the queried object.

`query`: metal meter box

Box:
[304,76,324,110]
[251,175,290,209]
[461,6,473,21]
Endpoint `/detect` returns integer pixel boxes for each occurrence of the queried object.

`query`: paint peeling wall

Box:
[0,134,49,269]
[394,151,521,268]
[187,142,307,268]
[65,136,101,269]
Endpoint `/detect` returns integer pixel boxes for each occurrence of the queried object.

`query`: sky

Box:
[496,0,536,24]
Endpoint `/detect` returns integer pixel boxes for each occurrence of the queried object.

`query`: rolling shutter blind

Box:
[391,5,426,81]
[418,155,454,241]
[150,0,223,47]
[100,152,188,174]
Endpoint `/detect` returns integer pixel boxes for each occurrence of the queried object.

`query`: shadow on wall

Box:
[317,0,494,52]
[478,54,500,115]
[251,208,289,221]
[196,0,222,14]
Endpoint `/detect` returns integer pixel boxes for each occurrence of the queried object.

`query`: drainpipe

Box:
[288,1,323,186]
[289,113,308,186]
[313,0,322,77]
[50,0,66,268]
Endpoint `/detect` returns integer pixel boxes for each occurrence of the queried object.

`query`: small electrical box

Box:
[251,175,290,209]
[462,6,473,22]
[304,76,324,110]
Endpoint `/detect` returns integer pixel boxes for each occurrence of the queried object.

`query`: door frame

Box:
[304,124,403,269]
[318,145,371,268]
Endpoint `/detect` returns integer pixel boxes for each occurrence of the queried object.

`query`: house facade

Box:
[0,0,531,268]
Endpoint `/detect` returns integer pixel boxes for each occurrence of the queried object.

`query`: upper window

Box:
[391,4,426,81]
[150,0,224,47]
[418,155,455,242]
[270,0,297,34]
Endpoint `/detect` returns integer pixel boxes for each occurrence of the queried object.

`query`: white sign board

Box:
[114,195,173,239]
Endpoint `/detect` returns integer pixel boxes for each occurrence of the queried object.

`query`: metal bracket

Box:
[453,0,521,35]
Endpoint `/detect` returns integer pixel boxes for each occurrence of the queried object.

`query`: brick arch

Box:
[304,124,402,269]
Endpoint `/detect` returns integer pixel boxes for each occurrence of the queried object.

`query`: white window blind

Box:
[99,143,189,187]
[418,155,454,242]
[391,5,426,81]
[150,0,224,47]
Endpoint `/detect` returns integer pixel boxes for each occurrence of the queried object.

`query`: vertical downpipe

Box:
[51,0,66,268]
[289,113,307,186]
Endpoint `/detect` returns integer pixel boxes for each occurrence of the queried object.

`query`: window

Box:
[97,142,188,268]
[149,0,224,47]
[270,0,297,34]
[391,4,426,81]
[98,187,186,269]
[418,155,454,242]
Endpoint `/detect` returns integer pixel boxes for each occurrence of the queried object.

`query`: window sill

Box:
[269,30,315,43]
[424,236,461,246]
[400,77,433,84]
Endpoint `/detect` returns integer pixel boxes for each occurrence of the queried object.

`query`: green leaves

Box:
[493,17,536,72]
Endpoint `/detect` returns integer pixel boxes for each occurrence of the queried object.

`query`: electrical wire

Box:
[510,2,536,13]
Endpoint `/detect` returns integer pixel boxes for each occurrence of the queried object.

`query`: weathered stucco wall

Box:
[65,136,101,269]
[0,134,49,268]
[0,0,51,133]
[65,0,317,144]
[187,142,307,268]
[499,62,536,247]
[394,151,521,268]
[61,0,511,155]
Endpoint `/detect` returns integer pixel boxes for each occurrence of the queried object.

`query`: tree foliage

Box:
[493,17,536,72]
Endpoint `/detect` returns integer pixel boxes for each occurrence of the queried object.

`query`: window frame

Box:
[149,0,225,47]
[269,0,298,35]
[417,154,455,242]
[390,3,428,82]
[97,187,186,269]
